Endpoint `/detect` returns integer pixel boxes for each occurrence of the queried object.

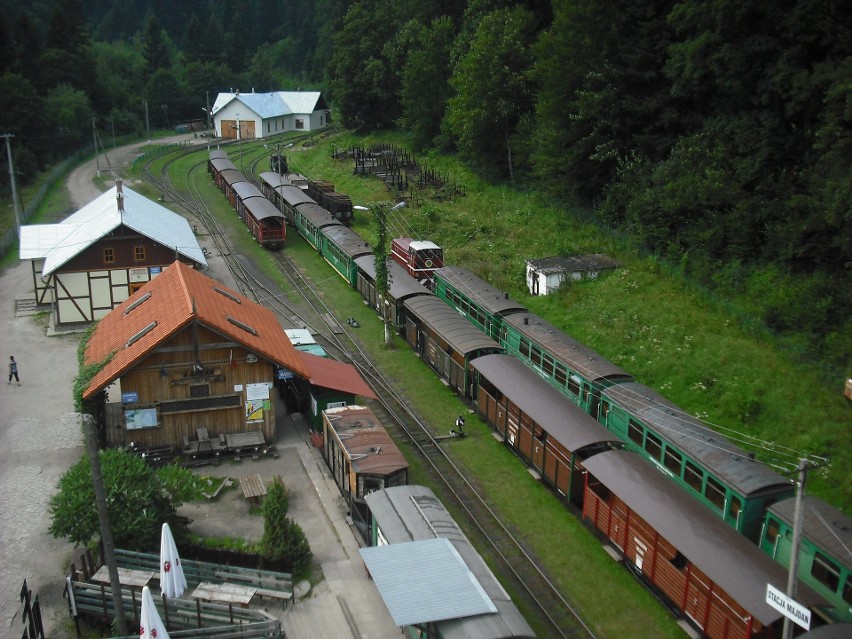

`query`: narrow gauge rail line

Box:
[140,144,597,639]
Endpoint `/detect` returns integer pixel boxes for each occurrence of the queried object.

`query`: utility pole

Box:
[781,458,810,639]
[370,201,405,347]
[92,118,100,178]
[144,100,150,137]
[2,134,23,236]
[83,414,128,636]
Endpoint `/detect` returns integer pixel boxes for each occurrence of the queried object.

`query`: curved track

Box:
[137,142,598,639]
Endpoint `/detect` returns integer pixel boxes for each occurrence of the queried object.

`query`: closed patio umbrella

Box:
[140,585,170,639]
[159,523,187,598]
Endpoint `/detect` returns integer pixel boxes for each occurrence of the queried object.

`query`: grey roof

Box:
[602,381,793,496]
[354,255,431,301]
[583,450,827,626]
[212,91,326,118]
[298,203,341,229]
[277,184,317,207]
[799,624,852,638]
[364,485,535,638]
[526,254,619,274]
[209,150,229,161]
[209,157,237,172]
[232,182,263,200]
[243,196,284,222]
[26,185,206,275]
[219,168,249,187]
[434,266,527,316]
[768,497,852,569]
[322,225,372,259]
[403,295,502,356]
[503,312,632,383]
[360,538,497,627]
[471,354,621,452]
[259,172,291,189]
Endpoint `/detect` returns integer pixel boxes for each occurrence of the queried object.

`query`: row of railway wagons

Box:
[208,149,852,629]
[208,150,286,249]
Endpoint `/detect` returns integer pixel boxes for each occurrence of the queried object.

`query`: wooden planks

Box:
[240,473,267,503]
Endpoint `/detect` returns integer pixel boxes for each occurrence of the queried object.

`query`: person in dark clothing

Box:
[8,355,20,385]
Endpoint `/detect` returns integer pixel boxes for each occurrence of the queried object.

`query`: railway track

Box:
[137,141,597,639]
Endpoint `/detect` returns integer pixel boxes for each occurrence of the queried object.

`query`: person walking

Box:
[8,355,20,385]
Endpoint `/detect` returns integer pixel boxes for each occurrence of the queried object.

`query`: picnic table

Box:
[91,566,155,588]
[191,581,256,606]
[240,473,267,504]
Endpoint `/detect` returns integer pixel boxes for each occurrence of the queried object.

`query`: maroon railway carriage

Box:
[390,237,444,287]
[471,353,622,503]
[242,194,286,249]
[582,450,827,639]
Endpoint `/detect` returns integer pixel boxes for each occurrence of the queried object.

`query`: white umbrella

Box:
[140,585,170,639]
[159,523,187,598]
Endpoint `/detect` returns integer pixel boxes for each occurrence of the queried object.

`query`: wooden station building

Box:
[19,181,207,327]
[81,261,309,451]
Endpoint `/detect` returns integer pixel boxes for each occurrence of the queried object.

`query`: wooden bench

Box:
[240,474,267,504]
[214,571,293,603]
[91,566,155,588]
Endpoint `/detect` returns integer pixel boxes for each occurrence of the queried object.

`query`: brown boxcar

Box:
[471,354,621,503]
[321,405,409,539]
[582,450,827,639]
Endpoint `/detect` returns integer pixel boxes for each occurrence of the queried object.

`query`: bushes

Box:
[260,477,312,578]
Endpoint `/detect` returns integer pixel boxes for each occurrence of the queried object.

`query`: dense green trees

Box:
[0,0,847,371]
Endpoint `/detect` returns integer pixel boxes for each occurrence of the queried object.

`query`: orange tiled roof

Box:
[298,351,377,399]
[83,261,308,399]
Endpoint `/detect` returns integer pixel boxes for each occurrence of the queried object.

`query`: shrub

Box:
[260,477,311,577]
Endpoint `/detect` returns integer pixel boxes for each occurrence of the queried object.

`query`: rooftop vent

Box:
[126,321,157,348]
[227,316,257,336]
[124,292,152,315]
[213,286,241,304]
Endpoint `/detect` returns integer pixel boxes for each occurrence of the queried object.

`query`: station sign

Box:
[766,583,811,630]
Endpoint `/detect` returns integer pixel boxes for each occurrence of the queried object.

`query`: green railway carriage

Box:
[500,312,633,415]
[321,225,372,288]
[600,381,795,541]
[760,496,852,623]
[294,202,341,252]
[433,266,526,341]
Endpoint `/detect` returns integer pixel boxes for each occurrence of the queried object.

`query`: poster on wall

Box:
[125,408,158,430]
[245,400,264,422]
[246,383,270,401]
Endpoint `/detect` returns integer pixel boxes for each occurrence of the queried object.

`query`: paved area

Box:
[0,136,403,639]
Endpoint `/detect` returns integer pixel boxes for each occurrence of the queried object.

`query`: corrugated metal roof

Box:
[243,196,284,222]
[603,381,793,496]
[232,182,263,200]
[38,185,206,276]
[277,185,316,207]
[284,328,316,346]
[503,312,632,383]
[471,354,621,452]
[209,158,237,172]
[212,91,324,118]
[323,405,407,476]
[526,254,619,274]
[83,261,306,398]
[403,295,502,356]
[354,255,431,301]
[219,168,249,186]
[298,202,340,229]
[19,224,80,259]
[434,266,527,316]
[258,172,291,189]
[364,486,535,638]
[360,538,496,627]
[299,352,376,399]
[768,497,852,569]
[583,450,826,626]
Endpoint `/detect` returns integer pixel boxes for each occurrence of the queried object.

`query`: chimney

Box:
[116,179,124,212]
[523,316,528,325]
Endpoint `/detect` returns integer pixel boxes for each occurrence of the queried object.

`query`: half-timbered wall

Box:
[111,323,277,450]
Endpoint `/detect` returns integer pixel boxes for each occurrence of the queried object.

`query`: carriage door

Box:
[684,570,710,630]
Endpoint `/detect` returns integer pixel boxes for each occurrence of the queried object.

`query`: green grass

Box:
[32,132,846,638]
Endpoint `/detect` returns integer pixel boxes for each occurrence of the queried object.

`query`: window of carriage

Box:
[843,576,852,605]
[663,447,683,474]
[103,247,115,264]
[728,495,742,522]
[134,245,146,261]
[705,476,726,511]
[554,363,567,387]
[567,374,581,397]
[684,460,703,492]
[764,518,780,546]
[627,419,644,446]
[530,347,542,367]
[541,355,554,376]
[645,432,662,460]
[811,552,841,592]
[600,401,610,422]
[519,337,530,358]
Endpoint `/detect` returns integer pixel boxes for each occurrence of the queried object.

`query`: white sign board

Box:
[766,583,811,631]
